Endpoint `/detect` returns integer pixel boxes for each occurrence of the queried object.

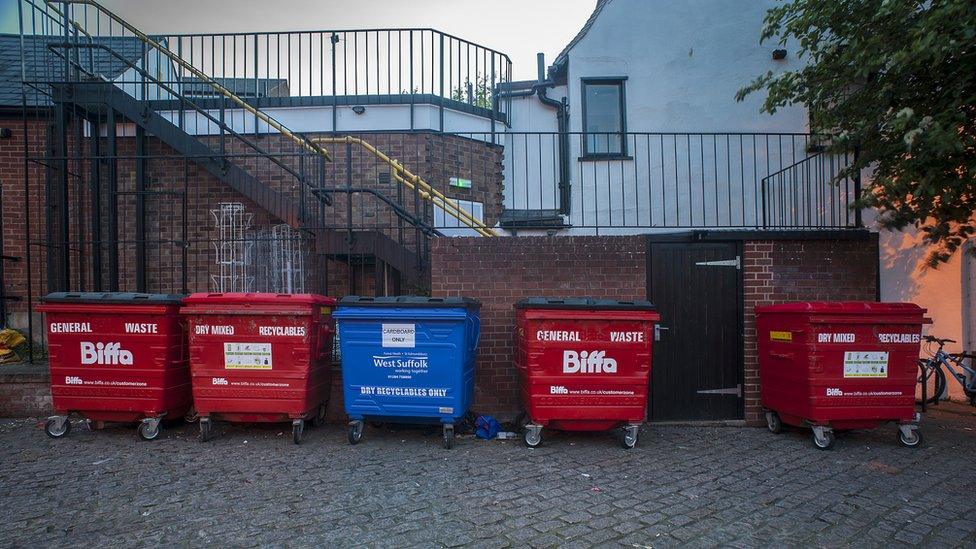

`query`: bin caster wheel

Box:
[811,428,835,450]
[523,426,542,448]
[766,411,782,434]
[44,417,70,439]
[292,420,305,445]
[138,420,161,441]
[898,426,923,448]
[199,418,212,442]
[618,426,639,449]
[442,425,454,450]
[311,404,327,428]
[183,406,199,423]
[348,422,364,445]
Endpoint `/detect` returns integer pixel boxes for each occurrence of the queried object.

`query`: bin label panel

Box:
[223,342,273,369]
[843,351,889,378]
[382,323,415,348]
[769,331,792,342]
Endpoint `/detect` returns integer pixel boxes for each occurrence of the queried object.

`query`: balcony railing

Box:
[16,2,512,126]
[161,29,512,124]
[475,131,859,231]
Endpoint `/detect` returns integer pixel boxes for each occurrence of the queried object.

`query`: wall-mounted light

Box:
[351,105,366,115]
[0,128,12,139]
[772,49,788,61]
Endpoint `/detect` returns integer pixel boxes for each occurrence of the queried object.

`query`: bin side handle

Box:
[467,315,480,352]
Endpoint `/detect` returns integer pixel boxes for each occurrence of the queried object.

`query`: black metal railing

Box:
[162,29,511,102]
[761,150,860,229]
[474,131,859,230]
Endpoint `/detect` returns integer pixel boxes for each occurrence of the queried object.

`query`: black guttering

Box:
[494,53,571,216]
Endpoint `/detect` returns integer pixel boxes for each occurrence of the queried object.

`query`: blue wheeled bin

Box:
[334,296,481,449]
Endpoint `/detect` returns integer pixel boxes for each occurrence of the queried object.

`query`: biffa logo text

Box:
[563,350,617,374]
[80,341,133,365]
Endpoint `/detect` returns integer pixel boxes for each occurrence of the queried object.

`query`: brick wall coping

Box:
[646,229,872,242]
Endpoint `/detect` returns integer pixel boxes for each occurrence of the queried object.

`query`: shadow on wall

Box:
[878,228,926,304]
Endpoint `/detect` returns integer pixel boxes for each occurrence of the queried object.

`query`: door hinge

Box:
[695,256,740,270]
[696,384,742,397]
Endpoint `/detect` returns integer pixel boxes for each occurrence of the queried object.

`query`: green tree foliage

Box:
[738,0,976,265]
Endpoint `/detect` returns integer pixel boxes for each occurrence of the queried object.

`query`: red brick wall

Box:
[430,236,647,417]
[0,368,51,417]
[0,123,502,321]
[0,118,47,322]
[430,235,879,424]
[741,237,879,424]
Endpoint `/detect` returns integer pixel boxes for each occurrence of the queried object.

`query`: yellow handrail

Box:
[313,136,498,237]
[45,0,332,161]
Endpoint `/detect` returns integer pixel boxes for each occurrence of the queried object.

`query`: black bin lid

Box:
[516,297,655,311]
[42,292,185,305]
[339,295,481,309]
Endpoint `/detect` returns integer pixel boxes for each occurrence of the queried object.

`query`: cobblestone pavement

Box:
[1,404,975,548]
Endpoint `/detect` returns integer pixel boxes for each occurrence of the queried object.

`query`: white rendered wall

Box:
[498,0,845,230]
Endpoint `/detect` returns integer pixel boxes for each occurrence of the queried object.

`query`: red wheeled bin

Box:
[36,292,191,441]
[515,298,660,448]
[181,293,336,444]
[756,302,931,450]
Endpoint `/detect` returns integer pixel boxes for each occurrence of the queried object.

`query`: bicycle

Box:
[916,335,976,407]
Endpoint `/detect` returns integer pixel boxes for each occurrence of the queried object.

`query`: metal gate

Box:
[647,240,744,420]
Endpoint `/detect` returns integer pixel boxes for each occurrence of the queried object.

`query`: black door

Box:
[648,241,743,420]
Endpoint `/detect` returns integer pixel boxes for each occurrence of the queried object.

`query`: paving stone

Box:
[0,403,974,547]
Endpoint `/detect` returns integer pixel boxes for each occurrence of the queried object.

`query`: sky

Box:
[0,0,597,80]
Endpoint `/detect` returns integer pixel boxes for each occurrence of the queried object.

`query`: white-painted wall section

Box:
[563,0,806,133]
[158,103,497,136]
[501,0,842,233]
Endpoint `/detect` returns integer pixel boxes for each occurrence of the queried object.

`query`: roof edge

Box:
[549,0,613,77]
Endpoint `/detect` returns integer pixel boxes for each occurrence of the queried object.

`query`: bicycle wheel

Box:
[915,361,945,405]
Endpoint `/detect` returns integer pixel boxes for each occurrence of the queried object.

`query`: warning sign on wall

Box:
[224,342,273,369]
[843,351,888,378]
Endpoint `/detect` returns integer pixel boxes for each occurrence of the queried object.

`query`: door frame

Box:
[645,234,745,420]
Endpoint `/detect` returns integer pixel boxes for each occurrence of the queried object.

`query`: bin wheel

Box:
[292,420,305,445]
[183,406,199,423]
[348,424,364,445]
[811,429,835,450]
[618,428,638,450]
[443,425,454,450]
[44,417,70,439]
[199,418,212,442]
[898,428,923,448]
[138,421,161,441]
[311,405,327,428]
[523,428,542,448]
[765,411,782,434]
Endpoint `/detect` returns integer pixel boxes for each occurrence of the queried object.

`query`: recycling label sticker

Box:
[382,324,415,348]
[224,342,273,369]
[843,351,889,378]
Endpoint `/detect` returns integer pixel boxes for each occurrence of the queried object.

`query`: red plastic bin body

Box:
[756,302,930,430]
[515,299,660,431]
[181,293,336,423]
[36,293,191,423]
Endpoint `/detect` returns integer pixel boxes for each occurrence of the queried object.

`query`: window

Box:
[582,78,627,157]
[433,199,485,237]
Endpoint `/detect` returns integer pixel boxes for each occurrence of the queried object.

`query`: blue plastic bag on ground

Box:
[475,415,501,440]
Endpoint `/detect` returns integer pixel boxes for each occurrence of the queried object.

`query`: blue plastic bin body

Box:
[334,296,480,425]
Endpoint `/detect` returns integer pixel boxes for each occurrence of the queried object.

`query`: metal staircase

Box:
[23,0,495,295]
